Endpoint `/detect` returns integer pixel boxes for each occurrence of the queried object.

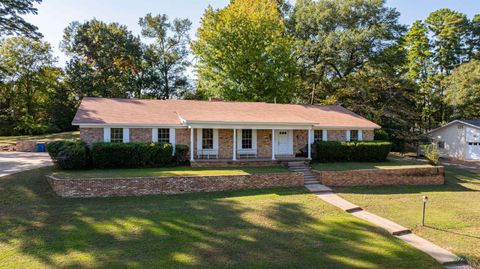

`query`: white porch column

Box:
[233,128,237,160]
[307,129,312,159]
[271,129,275,160]
[190,127,194,161]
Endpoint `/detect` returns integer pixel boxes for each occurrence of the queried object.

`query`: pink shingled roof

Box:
[72,97,380,128]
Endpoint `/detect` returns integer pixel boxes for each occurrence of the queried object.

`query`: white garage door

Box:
[467,142,480,160]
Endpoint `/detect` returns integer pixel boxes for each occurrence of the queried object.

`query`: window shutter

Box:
[152,128,158,142]
[213,129,219,150]
[169,128,176,155]
[346,130,351,141]
[104,127,111,142]
[358,130,363,141]
[252,129,257,149]
[322,130,328,141]
[237,129,242,149]
[196,128,202,152]
[123,128,130,143]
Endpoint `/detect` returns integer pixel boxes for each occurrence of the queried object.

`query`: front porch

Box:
[187,126,313,166]
[190,157,310,167]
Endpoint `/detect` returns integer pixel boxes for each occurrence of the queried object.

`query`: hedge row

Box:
[47,141,88,169]
[314,141,392,162]
[47,141,189,170]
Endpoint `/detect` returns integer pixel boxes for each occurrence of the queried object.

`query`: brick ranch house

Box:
[73,97,380,165]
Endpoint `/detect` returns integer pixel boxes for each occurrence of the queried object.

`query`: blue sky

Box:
[25,0,479,66]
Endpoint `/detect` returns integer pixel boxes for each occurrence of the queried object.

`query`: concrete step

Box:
[305,183,333,193]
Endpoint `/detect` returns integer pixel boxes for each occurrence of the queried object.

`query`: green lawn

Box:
[0,131,80,145]
[311,157,432,171]
[53,166,290,178]
[0,167,442,268]
[336,167,480,267]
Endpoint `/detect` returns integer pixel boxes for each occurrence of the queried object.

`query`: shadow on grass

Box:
[424,225,480,240]
[0,167,440,268]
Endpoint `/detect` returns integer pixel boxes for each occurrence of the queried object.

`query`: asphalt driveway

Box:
[0,152,52,177]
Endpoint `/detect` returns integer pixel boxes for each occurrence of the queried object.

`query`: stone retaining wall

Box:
[47,172,304,198]
[15,140,38,152]
[312,166,445,186]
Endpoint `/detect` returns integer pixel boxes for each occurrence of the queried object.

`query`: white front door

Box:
[275,130,292,155]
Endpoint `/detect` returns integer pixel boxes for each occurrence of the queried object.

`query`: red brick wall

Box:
[176,128,190,145]
[130,128,152,142]
[312,166,444,186]
[80,128,103,145]
[363,130,374,141]
[47,172,304,198]
[257,129,273,158]
[327,130,347,141]
[218,129,233,159]
[293,130,308,155]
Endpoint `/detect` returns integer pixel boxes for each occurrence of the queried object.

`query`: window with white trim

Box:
[314,130,323,142]
[158,128,170,143]
[110,128,123,143]
[202,129,213,149]
[350,130,359,141]
[242,129,253,149]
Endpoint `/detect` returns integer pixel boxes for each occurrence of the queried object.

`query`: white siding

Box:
[430,123,467,160]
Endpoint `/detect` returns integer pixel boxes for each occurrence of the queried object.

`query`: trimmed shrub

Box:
[374,129,389,141]
[174,144,189,164]
[91,142,173,168]
[46,141,68,158]
[315,141,391,162]
[150,142,174,166]
[47,140,88,169]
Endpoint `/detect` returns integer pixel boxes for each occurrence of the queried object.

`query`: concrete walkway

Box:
[306,182,471,268]
[0,152,52,177]
[440,158,480,173]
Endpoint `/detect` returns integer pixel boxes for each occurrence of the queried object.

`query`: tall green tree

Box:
[291,0,405,104]
[0,0,42,38]
[425,9,469,75]
[191,0,298,103]
[0,36,75,135]
[139,13,192,99]
[424,9,469,123]
[61,19,143,98]
[444,60,480,119]
[467,14,480,60]
[0,36,54,116]
[403,20,436,131]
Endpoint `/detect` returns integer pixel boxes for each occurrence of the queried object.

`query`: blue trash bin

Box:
[36,143,46,152]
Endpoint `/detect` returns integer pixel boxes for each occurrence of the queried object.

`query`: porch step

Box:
[287,162,320,186]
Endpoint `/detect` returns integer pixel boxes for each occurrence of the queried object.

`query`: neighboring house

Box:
[429,120,480,161]
[72,97,380,164]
